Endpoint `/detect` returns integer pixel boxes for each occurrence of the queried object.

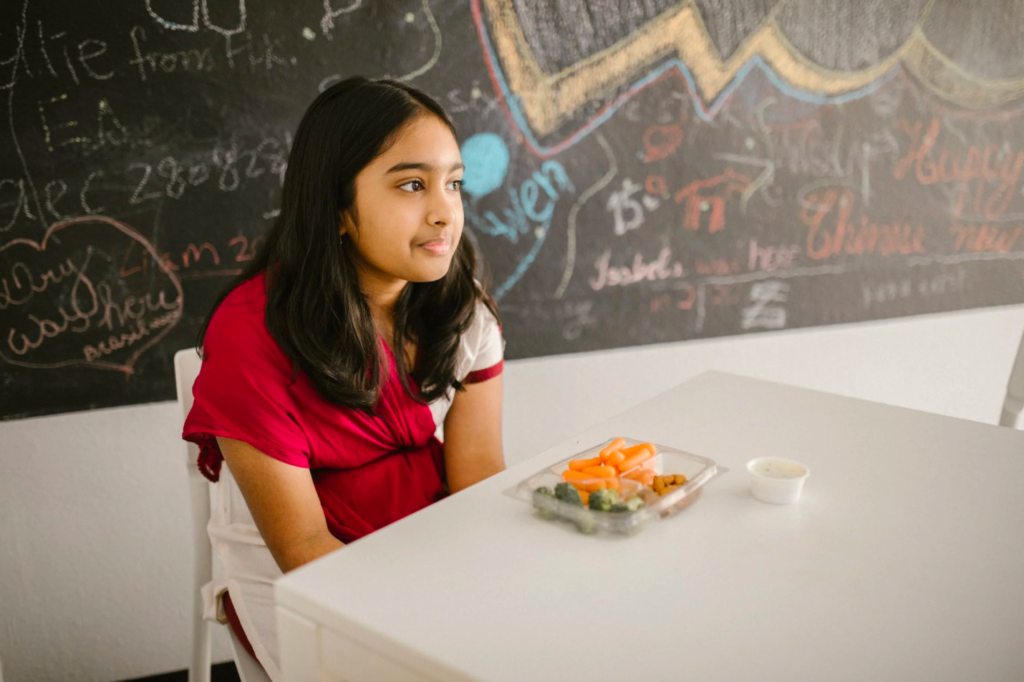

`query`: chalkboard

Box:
[3,0,1024,420]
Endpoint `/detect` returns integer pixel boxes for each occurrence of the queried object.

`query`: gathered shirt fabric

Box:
[182,273,503,681]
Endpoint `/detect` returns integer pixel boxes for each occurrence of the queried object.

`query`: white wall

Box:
[1,304,1022,682]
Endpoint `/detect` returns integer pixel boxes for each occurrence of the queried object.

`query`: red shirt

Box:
[183,274,494,543]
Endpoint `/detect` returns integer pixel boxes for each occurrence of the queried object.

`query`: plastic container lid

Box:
[504,437,726,535]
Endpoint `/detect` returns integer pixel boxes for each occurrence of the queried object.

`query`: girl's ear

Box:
[338,210,350,238]
[339,206,360,240]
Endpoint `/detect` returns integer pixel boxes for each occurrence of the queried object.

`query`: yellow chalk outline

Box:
[481,0,1024,137]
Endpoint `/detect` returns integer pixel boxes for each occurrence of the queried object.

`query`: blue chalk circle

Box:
[460,133,509,200]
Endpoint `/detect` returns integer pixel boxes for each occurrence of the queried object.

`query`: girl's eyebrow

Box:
[386,161,465,174]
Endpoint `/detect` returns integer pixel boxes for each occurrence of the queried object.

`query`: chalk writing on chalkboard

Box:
[2,0,1024,419]
[0,216,183,372]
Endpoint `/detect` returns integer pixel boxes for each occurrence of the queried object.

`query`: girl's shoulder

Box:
[204,273,284,366]
[212,273,268,325]
[467,281,500,330]
[460,295,500,344]
[454,295,503,382]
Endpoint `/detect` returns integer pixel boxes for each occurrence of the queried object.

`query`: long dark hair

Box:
[197,77,498,412]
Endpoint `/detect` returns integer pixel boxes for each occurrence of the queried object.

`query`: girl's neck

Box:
[359,277,407,343]
[364,281,416,369]
[354,271,418,370]
[354,264,406,323]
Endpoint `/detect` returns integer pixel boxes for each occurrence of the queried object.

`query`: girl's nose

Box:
[427,189,457,226]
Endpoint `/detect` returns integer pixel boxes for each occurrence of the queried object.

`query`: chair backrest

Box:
[174,348,213,682]
[1001,331,1024,428]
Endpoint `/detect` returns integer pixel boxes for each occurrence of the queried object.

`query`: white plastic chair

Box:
[1001,332,1024,429]
[175,348,272,682]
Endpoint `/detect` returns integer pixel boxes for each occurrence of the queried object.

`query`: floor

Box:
[121,662,241,682]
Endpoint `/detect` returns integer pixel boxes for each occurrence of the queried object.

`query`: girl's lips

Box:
[418,238,451,255]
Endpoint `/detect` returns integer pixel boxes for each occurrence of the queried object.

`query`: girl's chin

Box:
[404,261,453,283]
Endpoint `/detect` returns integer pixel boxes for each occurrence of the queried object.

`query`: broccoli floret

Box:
[532,487,558,519]
[588,487,621,511]
[554,482,583,506]
[609,496,645,513]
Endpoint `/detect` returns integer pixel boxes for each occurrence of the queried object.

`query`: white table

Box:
[275,372,1024,682]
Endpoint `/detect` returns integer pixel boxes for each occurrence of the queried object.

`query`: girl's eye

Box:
[447,179,463,192]
[399,180,425,192]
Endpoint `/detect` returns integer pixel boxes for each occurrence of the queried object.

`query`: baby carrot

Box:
[568,456,604,471]
[619,442,656,459]
[580,465,617,479]
[605,451,626,467]
[599,437,627,460]
[618,447,654,473]
[624,470,655,486]
[563,470,594,481]
[569,473,606,489]
[580,490,591,506]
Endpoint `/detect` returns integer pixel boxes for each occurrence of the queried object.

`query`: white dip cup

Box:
[747,457,810,504]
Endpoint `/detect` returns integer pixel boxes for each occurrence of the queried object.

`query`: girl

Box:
[182,77,505,680]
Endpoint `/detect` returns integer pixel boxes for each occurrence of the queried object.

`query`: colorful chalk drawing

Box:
[460,132,510,200]
[462,132,579,298]
[465,157,574,299]
[471,0,1024,157]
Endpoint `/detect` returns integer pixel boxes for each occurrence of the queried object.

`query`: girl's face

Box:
[340,113,464,293]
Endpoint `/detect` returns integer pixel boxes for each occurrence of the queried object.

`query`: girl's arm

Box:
[442,373,505,493]
[217,437,344,573]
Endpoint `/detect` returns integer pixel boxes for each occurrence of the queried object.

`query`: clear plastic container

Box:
[505,437,726,535]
